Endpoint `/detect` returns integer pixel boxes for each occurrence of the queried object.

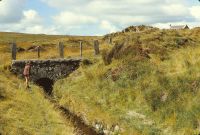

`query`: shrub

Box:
[102,49,112,65]
[102,44,124,65]
[81,59,93,66]
[175,37,190,47]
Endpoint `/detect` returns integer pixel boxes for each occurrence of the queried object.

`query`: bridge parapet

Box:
[11,58,81,82]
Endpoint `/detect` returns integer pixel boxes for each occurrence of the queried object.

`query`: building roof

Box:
[170,25,189,30]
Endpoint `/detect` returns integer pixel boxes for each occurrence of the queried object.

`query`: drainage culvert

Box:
[35,78,54,95]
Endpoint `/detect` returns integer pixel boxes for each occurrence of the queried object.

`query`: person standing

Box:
[23,61,31,89]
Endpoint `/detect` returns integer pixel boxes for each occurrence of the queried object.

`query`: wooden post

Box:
[94,40,100,55]
[80,41,83,58]
[37,46,40,59]
[11,42,17,60]
[108,37,112,44]
[59,42,64,58]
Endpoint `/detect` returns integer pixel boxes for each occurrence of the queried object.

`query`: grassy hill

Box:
[52,27,200,134]
[1,27,200,134]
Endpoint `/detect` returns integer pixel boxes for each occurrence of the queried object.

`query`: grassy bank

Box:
[0,69,75,135]
[53,27,200,134]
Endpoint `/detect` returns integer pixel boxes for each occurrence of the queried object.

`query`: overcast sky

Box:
[0,0,199,35]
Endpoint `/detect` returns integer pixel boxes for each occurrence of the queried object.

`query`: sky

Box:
[0,0,199,35]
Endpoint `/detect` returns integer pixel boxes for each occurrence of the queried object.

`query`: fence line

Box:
[10,40,100,60]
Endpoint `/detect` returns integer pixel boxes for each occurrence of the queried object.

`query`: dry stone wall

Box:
[10,59,81,82]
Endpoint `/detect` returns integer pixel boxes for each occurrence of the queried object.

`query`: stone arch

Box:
[35,78,54,95]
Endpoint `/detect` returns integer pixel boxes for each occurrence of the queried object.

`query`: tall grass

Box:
[53,28,200,134]
[0,70,75,135]
[1,28,200,134]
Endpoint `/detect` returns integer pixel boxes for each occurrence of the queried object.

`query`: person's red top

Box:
[23,65,31,76]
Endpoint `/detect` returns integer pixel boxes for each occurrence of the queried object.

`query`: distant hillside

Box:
[0,32,101,44]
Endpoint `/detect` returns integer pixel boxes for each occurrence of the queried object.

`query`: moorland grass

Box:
[53,28,200,134]
[0,69,75,135]
[1,28,200,134]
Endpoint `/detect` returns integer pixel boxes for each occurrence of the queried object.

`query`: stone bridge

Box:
[10,59,82,94]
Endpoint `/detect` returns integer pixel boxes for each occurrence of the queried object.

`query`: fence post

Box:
[59,42,64,58]
[108,37,112,44]
[80,41,83,58]
[94,40,100,55]
[37,46,40,59]
[11,42,17,60]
